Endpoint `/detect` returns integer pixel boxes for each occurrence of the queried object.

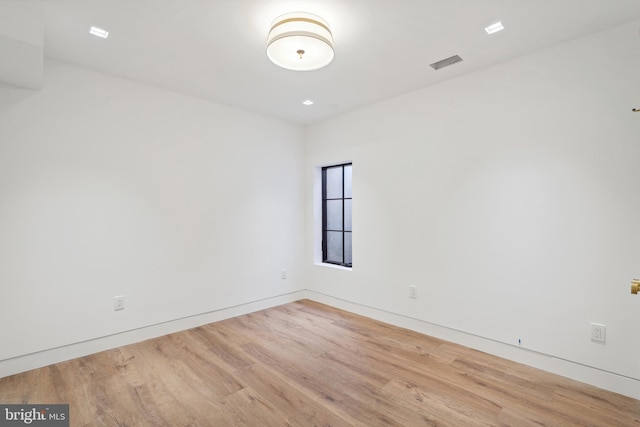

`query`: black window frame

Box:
[322,163,352,267]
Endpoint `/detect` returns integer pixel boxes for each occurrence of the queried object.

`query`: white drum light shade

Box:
[267,12,334,71]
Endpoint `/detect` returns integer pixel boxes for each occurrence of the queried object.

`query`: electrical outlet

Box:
[590,323,606,343]
[409,285,417,299]
[281,269,287,280]
[114,295,125,311]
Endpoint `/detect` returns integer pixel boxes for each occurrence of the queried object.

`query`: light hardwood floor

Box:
[1,300,638,426]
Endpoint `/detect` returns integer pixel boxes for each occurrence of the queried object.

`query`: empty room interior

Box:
[1,0,640,425]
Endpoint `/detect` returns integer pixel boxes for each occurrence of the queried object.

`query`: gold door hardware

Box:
[632,279,640,295]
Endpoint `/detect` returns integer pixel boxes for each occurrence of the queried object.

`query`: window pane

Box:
[325,167,343,199]
[344,165,352,198]
[327,232,343,263]
[322,163,352,267]
[345,232,352,265]
[344,199,352,232]
[326,200,343,231]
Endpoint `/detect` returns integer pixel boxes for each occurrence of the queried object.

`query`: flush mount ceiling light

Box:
[267,12,334,71]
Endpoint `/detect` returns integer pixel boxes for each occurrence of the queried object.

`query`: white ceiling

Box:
[12,1,640,124]
[0,0,43,90]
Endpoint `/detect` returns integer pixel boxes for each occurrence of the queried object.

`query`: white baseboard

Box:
[0,291,306,379]
[305,290,640,400]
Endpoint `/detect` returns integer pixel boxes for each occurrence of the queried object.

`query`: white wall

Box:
[305,20,640,391]
[0,60,305,363]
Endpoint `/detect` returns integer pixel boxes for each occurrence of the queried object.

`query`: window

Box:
[322,163,352,267]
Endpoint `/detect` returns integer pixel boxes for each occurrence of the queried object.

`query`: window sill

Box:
[315,262,352,271]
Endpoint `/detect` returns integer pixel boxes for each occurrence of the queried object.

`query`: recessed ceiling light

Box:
[485,22,504,35]
[302,100,314,106]
[89,26,109,39]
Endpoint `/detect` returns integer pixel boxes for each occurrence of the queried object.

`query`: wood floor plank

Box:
[382,378,500,427]
[234,363,354,426]
[1,299,638,426]
[216,387,293,426]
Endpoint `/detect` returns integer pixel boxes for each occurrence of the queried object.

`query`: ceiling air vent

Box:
[430,55,463,71]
